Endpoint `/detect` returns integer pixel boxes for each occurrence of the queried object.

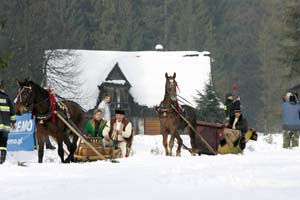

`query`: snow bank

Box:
[1,133,300,200]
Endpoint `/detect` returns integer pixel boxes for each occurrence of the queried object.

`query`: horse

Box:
[156,72,197,156]
[15,79,86,163]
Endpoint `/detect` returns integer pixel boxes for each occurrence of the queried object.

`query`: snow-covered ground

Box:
[1,133,300,200]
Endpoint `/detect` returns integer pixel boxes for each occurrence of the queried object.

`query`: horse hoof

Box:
[176,153,181,157]
[62,159,70,163]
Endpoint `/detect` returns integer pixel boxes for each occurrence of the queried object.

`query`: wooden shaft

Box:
[171,105,217,155]
[55,111,106,160]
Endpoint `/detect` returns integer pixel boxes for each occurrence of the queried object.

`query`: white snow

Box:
[47,50,211,110]
[1,133,300,200]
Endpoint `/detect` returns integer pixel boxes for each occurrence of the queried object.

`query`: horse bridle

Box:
[16,85,49,111]
[166,78,178,101]
[16,86,33,109]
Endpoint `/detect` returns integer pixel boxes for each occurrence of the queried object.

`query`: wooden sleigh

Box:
[74,129,134,162]
[56,112,134,162]
[195,121,258,155]
[74,137,122,162]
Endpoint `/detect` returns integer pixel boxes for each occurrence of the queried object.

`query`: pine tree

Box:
[194,79,224,123]
[278,0,300,76]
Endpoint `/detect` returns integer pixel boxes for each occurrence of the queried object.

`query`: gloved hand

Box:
[219,138,227,146]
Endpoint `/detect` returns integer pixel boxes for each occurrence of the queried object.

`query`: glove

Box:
[219,139,227,146]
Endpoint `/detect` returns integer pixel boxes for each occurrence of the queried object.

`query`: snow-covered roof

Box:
[47,50,211,110]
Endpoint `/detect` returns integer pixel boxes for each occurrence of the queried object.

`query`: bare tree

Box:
[43,49,83,101]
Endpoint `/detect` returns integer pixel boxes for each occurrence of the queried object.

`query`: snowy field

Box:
[1,133,300,200]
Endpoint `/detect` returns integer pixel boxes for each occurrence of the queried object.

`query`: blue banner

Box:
[7,113,35,151]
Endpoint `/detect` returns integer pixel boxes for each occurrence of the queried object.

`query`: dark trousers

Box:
[0,131,8,164]
[0,131,8,150]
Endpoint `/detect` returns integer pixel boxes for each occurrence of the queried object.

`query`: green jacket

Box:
[84,119,106,137]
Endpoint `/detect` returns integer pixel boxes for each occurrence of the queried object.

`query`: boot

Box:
[0,150,7,164]
[45,136,56,150]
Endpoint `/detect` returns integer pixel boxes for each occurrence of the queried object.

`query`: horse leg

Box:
[71,134,78,161]
[57,139,65,163]
[162,127,169,156]
[62,133,72,163]
[175,130,183,157]
[186,126,198,153]
[169,128,176,156]
[36,125,46,163]
[63,130,77,163]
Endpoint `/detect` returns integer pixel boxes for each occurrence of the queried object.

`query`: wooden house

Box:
[47,50,211,135]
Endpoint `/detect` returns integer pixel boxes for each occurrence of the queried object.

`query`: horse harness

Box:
[156,99,183,117]
[16,86,70,124]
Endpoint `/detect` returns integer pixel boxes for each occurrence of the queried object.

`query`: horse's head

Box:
[15,79,37,115]
[165,72,178,101]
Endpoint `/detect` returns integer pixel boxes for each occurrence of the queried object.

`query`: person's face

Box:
[234,111,241,118]
[227,96,233,100]
[94,112,102,121]
[115,113,124,121]
[105,96,111,103]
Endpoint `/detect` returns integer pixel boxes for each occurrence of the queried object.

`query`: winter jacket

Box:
[84,119,107,137]
[102,118,132,142]
[228,114,248,135]
[98,100,111,121]
[224,99,233,118]
[282,101,300,131]
[224,99,240,119]
[0,90,16,132]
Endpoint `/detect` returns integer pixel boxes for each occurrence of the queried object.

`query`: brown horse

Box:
[156,73,197,156]
[15,80,86,163]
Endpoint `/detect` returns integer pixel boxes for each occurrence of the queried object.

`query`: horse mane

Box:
[26,80,48,96]
[24,80,86,112]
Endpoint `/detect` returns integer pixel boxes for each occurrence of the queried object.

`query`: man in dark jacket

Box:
[0,80,16,164]
[227,102,248,150]
[224,93,241,121]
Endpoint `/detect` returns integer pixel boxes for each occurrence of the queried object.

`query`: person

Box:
[97,94,111,121]
[227,101,248,150]
[84,109,107,138]
[102,109,133,158]
[282,92,300,148]
[224,93,233,120]
[224,93,241,121]
[0,80,16,164]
